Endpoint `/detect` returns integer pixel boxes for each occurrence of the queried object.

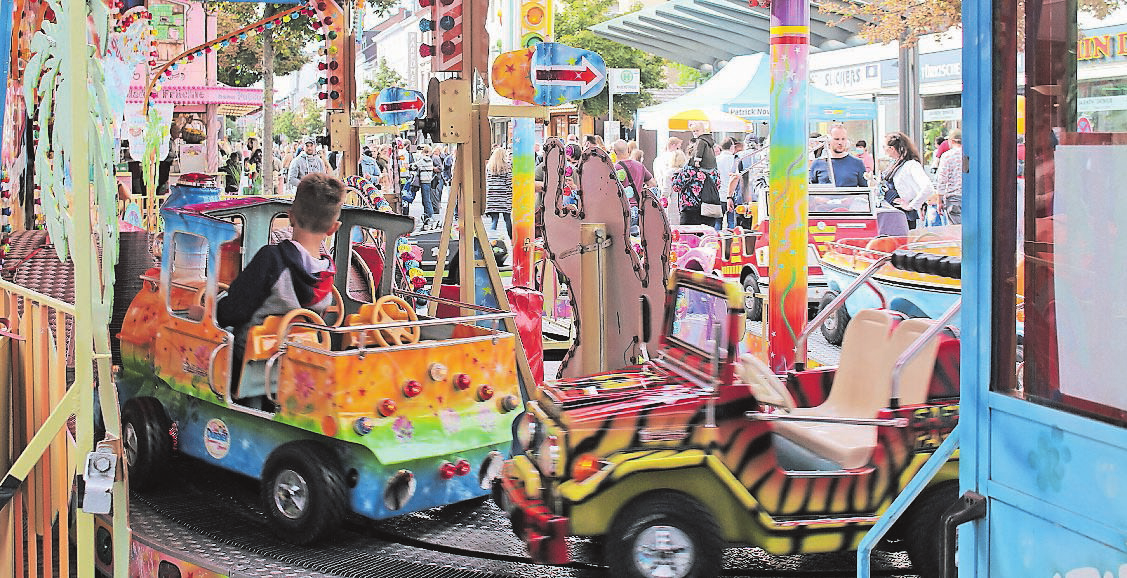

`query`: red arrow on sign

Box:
[378,95,425,113]
[531,56,605,93]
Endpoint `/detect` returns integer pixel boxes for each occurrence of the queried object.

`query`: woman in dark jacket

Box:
[678,121,719,226]
[223,151,243,194]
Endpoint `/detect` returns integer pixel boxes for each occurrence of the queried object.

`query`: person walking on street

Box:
[660,149,688,225]
[809,124,869,187]
[413,144,437,228]
[716,137,738,230]
[854,139,875,173]
[287,138,327,191]
[358,146,381,183]
[933,129,963,224]
[485,147,514,239]
[882,131,935,229]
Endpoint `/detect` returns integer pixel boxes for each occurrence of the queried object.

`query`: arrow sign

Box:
[529,43,607,106]
[379,95,424,113]
[532,57,604,94]
[375,87,426,126]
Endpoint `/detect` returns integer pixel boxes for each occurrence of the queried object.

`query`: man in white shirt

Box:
[715,137,737,230]
[287,138,327,191]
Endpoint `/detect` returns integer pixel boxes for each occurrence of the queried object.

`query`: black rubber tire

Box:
[121,397,172,491]
[605,492,722,578]
[743,274,763,321]
[260,442,348,545]
[818,292,850,346]
[903,480,959,578]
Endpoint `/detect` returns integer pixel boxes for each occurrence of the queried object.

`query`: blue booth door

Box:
[962,0,1127,574]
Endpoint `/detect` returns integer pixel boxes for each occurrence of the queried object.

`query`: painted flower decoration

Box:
[294,370,316,400]
[392,416,414,441]
[439,408,461,435]
[1027,428,1072,493]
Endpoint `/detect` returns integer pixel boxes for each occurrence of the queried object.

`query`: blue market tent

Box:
[638,53,876,129]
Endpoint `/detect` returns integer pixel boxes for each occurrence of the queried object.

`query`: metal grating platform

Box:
[128,453,919,578]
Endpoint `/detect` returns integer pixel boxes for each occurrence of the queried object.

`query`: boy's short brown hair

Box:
[292,173,345,233]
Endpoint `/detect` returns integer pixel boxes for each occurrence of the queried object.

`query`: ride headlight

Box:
[538,436,560,478]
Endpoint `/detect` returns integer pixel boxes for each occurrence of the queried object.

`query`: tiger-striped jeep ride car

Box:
[495,269,960,578]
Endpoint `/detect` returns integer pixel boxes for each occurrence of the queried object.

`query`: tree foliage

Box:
[555,0,666,122]
[210,4,317,87]
[359,57,406,103]
[821,0,1123,46]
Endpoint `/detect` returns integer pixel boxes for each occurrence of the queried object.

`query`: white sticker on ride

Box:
[204,418,231,459]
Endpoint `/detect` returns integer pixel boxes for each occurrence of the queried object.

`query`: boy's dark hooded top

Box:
[217,239,335,354]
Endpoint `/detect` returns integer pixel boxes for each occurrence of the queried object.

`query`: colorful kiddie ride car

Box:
[745,185,882,319]
[116,197,525,544]
[668,224,761,318]
[496,264,961,578]
[818,230,962,345]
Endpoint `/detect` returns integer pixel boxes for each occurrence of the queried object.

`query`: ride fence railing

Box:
[0,278,127,578]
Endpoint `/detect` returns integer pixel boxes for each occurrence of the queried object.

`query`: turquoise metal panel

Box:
[989,500,1127,576]
[959,0,994,574]
[989,402,1127,534]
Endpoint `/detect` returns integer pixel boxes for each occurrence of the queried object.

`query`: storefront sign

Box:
[728,106,769,118]
[126,85,265,105]
[924,107,962,122]
[921,50,962,82]
[1077,32,1127,61]
[1079,95,1127,112]
[810,64,881,93]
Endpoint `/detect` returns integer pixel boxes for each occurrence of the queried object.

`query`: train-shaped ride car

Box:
[116,198,525,544]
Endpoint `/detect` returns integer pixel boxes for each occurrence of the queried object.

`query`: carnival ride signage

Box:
[491,42,606,106]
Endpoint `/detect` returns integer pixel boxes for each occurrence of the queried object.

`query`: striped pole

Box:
[767,0,809,372]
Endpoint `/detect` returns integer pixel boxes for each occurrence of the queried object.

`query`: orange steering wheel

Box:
[322,285,346,327]
[276,308,330,348]
[368,295,420,347]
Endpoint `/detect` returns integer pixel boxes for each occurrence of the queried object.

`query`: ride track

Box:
[126,455,920,577]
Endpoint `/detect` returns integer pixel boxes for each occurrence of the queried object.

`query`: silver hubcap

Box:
[743,284,757,310]
[824,310,838,332]
[633,525,694,578]
[273,470,309,519]
[123,423,138,466]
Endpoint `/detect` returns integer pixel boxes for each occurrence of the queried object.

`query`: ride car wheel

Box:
[121,397,172,491]
[903,480,959,578]
[743,275,763,321]
[606,492,721,578]
[260,442,347,545]
[818,292,849,346]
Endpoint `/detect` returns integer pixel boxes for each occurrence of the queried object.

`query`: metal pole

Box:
[898,41,922,146]
[579,224,607,373]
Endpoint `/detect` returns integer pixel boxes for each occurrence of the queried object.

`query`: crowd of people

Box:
[213,121,963,237]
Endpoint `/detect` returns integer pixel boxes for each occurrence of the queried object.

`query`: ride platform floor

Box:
[125,456,920,577]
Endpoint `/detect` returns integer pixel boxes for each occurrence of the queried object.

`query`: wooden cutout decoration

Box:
[538,139,670,378]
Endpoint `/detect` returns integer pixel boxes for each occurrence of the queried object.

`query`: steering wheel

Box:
[276,308,330,348]
[736,354,795,412]
[322,284,346,327]
[368,295,420,347]
[195,282,230,307]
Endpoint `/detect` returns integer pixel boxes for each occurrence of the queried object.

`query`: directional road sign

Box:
[374,87,426,126]
[530,43,605,106]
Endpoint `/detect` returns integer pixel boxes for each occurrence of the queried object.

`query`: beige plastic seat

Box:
[771,311,940,469]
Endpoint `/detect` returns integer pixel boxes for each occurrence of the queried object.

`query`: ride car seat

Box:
[772,310,940,469]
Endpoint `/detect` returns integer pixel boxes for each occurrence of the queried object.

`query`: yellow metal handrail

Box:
[0,278,125,578]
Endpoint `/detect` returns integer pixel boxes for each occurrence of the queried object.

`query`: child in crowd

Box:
[217,173,344,377]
